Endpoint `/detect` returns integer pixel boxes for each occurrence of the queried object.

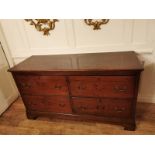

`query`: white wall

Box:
[0,19,155,103]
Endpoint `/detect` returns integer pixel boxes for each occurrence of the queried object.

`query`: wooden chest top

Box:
[9,51,143,74]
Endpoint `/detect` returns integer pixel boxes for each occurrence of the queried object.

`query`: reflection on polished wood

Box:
[0,97,155,135]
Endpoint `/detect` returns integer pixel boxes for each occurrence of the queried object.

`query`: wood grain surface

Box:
[9,51,144,131]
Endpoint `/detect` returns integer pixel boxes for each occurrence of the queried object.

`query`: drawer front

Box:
[72,97,132,118]
[69,76,135,98]
[15,75,69,95]
[22,95,72,113]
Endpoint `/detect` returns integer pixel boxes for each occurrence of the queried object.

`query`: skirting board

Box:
[138,95,155,104]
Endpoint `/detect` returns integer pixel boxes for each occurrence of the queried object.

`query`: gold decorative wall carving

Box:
[84,19,109,30]
[25,19,59,35]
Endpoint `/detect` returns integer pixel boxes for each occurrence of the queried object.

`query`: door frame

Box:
[0,22,19,115]
[0,22,14,67]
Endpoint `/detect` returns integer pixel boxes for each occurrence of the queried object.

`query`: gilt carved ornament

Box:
[25,19,59,35]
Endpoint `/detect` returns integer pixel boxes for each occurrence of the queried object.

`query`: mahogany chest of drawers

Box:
[9,51,143,131]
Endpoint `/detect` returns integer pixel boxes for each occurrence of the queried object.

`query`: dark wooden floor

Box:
[0,97,155,135]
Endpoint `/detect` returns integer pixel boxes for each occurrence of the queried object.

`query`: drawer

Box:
[69,76,135,98]
[14,75,68,96]
[72,97,132,118]
[22,95,72,113]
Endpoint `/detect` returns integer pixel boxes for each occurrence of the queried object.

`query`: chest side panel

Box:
[14,75,69,96]
[69,76,135,98]
[72,97,132,118]
[23,95,72,113]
